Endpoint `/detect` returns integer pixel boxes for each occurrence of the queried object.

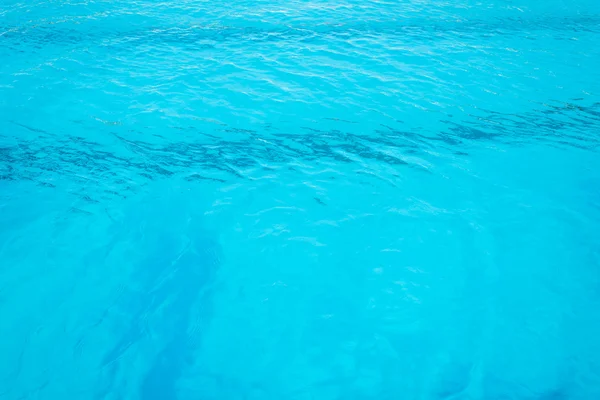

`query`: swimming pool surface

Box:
[1,0,600,399]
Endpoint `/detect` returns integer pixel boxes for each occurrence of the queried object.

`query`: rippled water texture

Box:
[1,0,600,399]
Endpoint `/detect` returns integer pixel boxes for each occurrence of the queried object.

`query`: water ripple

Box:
[1,0,600,399]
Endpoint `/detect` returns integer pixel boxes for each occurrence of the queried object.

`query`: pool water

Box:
[1,0,600,399]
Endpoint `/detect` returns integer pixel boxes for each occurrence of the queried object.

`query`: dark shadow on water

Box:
[138,238,219,400]
[95,185,220,399]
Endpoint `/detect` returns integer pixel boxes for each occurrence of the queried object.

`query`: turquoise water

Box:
[1,0,600,398]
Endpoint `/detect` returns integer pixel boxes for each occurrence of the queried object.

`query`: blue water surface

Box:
[1,0,600,399]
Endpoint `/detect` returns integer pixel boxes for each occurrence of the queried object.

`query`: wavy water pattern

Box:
[1,0,600,399]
